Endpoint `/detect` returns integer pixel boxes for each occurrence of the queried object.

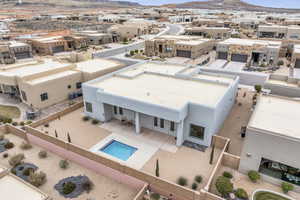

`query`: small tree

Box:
[235,188,248,199]
[281,182,294,194]
[215,176,233,197]
[67,133,71,143]
[209,144,215,165]
[254,85,262,93]
[248,170,260,183]
[155,159,159,177]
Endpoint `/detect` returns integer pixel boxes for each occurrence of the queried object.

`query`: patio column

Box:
[176,120,184,146]
[135,112,141,134]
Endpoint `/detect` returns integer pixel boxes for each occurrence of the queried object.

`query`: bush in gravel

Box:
[20,142,32,150]
[28,171,47,187]
[223,171,233,179]
[38,150,47,159]
[4,142,14,149]
[248,170,260,183]
[82,179,94,193]
[44,124,49,128]
[63,182,76,195]
[26,121,32,125]
[177,177,188,186]
[20,121,25,126]
[23,167,34,176]
[282,182,294,194]
[235,188,248,199]
[91,119,99,125]
[12,122,18,126]
[2,153,8,158]
[9,153,25,167]
[150,193,160,200]
[194,175,202,183]
[59,160,69,169]
[192,182,198,190]
[82,116,90,121]
[215,176,233,197]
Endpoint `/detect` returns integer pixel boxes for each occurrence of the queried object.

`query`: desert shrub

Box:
[254,85,262,93]
[248,170,260,183]
[194,175,202,183]
[44,124,49,128]
[23,167,34,176]
[82,179,94,193]
[277,60,284,66]
[20,121,25,126]
[130,50,135,56]
[0,134,4,140]
[12,122,18,126]
[82,116,90,121]
[91,119,99,125]
[4,142,14,149]
[26,121,32,125]
[20,142,32,150]
[2,153,8,158]
[281,182,294,194]
[38,150,47,159]
[235,188,248,199]
[2,117,12,124]
[63,182,76,194]
[28,171,47,187]
[192,182,198,190]
[215,176,233,197]
[59,160,69,169]
[177,177,188,186]
[9,153,25,167]
[150,193,160,200]
[223,171,233,179]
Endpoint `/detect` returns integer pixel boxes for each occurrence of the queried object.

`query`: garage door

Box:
[231,54,248,63]
[295,59,300,69]
[176,50,191,58]
[14,52,31,59]
[217,52,228,60]
[52,46,64,53]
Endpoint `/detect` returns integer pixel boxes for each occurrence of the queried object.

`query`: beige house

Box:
[185,27,231,39]
[258,25,300,40]
[75,31,113,45]
[0,59,125,109]
[145,35,215,59]
[0,41,32,64]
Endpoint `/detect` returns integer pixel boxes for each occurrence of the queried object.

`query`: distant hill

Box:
[163,0,300,13]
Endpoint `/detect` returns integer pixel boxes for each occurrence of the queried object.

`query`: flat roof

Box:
[76,59,122,73]
[26,70,79,85]
[92,72,228,109]
[248,95,300,140]
[266,79,298,88]
[194,73,235,84]
[0,174,47,200]
[175,40,207,46]
[219,38,281,47]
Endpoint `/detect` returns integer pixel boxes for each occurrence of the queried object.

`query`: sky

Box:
[118,0,300,8]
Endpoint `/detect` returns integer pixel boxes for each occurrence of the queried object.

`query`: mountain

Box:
[163,0,300,13]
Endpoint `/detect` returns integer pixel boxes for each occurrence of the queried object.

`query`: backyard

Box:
[0,105,21,119]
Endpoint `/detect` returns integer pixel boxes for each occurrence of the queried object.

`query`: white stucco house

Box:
[240,95,300,190]
[82,62,239,147]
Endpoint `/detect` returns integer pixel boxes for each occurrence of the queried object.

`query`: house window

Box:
[76,82,82,89]
[119,107,123,115]
[85,102,93,113]
[170,121,175,131]
[160,119,164,129]
[40,93,48,101]
[190,124,205,140]
[154,117,158,127]
[113,106,118,115]
[21,90,27,101]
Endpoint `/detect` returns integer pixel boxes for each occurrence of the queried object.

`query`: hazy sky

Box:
[119,0,300,8]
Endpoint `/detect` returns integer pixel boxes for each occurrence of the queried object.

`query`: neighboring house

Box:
[240,95,300,191]
[185,27,231,39]
[257,25,300,40]
[0,41,32,64]
[145,35,215,59]
[82,62,239,147]
[216,38,281,66]
[76,31,113,45]
[0,59,125,109]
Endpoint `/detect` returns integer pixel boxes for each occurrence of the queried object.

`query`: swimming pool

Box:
[100,140,138,161]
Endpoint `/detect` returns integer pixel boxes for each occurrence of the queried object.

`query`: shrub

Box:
[235,188,248,199]
[2,153,8,158]
[215,176,233,197]
[9,153,25,167]
[0,134,4,140]
[277,60,284,66]
[254,85,262,93]
[2,117,12,124]
[194,175,202,183]
[38,150,47,159]
[44,124,49,128]
[82,180,93,193]
[26,121,32,125]
[12,122,18,126]
[63,182,76,194]
[150,193,160,200]
[192,182,198,190]
[82,116,90,121]
[248,170,260,183]
[20,121,25,126]
[177,177,188,186]
[23,167,34,176]
[91,119,99,125]
[59,160,69,169]
[28,171,47,187]
[281,182,294,194]
[4,142,14,149]
[20,142,32,150]
[223,171,233,179]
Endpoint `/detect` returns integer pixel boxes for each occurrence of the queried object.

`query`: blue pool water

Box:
[100,140,138,161]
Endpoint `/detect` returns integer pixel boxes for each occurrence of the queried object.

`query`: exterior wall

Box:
[185,28,231,39]
[239,128,300,188]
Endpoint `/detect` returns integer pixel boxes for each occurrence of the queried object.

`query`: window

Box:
[119,107,123,115]
[40,93,48,101]
[170,121,175,131]
[190,124,205,140]
[21,91,27,101]
[76,82,82,89]
[154,117,158,127]
[85,102,93,113]
[113,106,118,115]
[160,119,164,129]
